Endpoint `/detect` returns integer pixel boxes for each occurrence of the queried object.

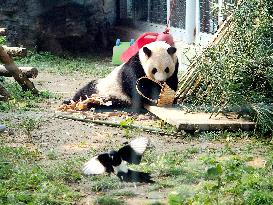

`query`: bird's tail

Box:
[117,169,154,183]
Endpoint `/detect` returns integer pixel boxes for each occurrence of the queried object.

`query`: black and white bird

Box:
[83,137,154,183]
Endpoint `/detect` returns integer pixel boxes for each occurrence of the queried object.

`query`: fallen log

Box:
[0,65,38,78]
[0,45,38,94]
[0,28,6,36]
[56,114,183,137]
[2,45,27,57]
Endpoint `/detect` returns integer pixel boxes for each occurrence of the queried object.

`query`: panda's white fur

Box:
[71,41,178,109]
[96,64,132,104]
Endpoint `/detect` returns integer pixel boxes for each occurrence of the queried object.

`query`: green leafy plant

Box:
[19,116,40,140]
[0,146,81,204]
[0,80,53,111]
[119,117,135,138]
[0,36,6,45]
[94,195,125,205]
[206,164,223,204]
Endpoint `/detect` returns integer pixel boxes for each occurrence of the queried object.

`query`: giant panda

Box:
[71,41,179,111]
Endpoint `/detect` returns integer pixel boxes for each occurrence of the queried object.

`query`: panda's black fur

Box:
[70,45,179,111]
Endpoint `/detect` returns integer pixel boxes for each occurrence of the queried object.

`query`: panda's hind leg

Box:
[72,80,98,102]
[62,80,98,105]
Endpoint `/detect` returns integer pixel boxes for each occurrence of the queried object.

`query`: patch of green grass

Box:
[94,195,125,205]
[148,179,176,191]
[166,137,273,204]
[156,120,177,133]
[111,190,137,197]
[0,146,81,204]
[15,51,114,77]
[89,175,123,192]
[139,150,194,176]
[18,116,41,140]
[119,117,136,139]
[49,158,84,183]
[168,186,195,205]
[0,80,54,111]
[124,131,273,204]
[146,202,165,205]
[47,149,58,160]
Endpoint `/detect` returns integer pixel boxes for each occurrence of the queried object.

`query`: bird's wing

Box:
[118,137,149,164]
[114,160,128,174]
[82,156,106,175]
[129,137,149,155]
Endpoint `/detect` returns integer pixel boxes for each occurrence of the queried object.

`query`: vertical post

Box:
[132,0,136,24]
[116,0,120,24]
[127,0,131,18]
[185,0,196,43]
[124,0,127,19]
[167,0,170,25]
[147,0,151,22]
[218,0,223,24]
[195,0,200,44]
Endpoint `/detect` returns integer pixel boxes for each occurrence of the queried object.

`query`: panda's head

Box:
[139,41,177,82]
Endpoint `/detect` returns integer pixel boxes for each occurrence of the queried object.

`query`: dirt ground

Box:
[0,71,250,205]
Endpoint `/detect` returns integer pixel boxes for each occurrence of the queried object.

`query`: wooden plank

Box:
[0,65,38,78]
[0,28,7,36]
[145,105,256,131]
[2,45,27,57]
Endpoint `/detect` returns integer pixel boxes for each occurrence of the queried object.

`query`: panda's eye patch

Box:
[152,68,157,74]
[165,67,170,73]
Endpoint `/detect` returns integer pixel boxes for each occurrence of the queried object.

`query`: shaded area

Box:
[0,0,116,54]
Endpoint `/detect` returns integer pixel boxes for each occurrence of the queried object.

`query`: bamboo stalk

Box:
[175,66,197,98]
[186,75,202,97]
[175,15,233,101]
[56,114,183,137]
[178,72,199,101]
[178,64,195,83]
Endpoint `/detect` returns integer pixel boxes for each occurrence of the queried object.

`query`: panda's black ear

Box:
[143,47,152,57]
[167,47,177,55]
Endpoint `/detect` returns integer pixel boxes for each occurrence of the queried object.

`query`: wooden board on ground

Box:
[145,105,256,131]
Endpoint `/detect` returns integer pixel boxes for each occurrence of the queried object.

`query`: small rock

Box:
[0,124,6,132]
